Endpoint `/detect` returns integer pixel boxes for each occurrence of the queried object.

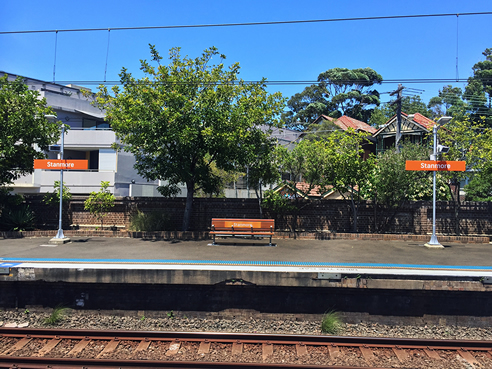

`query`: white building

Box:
[3,71,165,197]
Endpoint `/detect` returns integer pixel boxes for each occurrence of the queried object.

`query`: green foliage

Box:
[42,181,72,207]
[318,67,383,122]
[95,46,285,231]
[129,210,172,231]
[428,85,467,119]
[321,311,342,335]
[439,117,490,202]
[43,306,67,325]
[84,181,115,228]
[0,204,35,231]
[464,48,492,126]
[0,74,61,186]
[318,129,376,232]
[369,96,432,127]
[364,143,449,207]
[465,162,492,201]
[261,189,296,215]
[283,67,383,129]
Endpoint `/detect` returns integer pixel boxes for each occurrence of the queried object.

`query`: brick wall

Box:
[24,195,492,236]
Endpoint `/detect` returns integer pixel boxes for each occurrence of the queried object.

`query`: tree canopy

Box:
[0,74,60,187]
[282,67,383,130]
[464,48,492,126]
[95,46,285,231]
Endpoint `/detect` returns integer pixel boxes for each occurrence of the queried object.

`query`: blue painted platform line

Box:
[1,257,492,272]
[0,262,20,268]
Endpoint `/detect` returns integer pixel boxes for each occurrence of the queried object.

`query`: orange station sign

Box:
[405,160,466,172]
[34,159,88,170]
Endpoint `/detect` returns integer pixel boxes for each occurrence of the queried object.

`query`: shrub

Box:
[321,310,342,335]
[130,210,172,231]
[84,181,115,228]
[0,204,35,231]
[42,181,72,207]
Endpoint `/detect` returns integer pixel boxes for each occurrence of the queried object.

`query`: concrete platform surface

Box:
[0,235,491,268]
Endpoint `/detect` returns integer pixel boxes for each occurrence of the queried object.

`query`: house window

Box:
[83,118,110,130]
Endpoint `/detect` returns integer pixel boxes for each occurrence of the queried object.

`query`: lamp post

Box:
[425,116,452,249]
[47,115,70,243]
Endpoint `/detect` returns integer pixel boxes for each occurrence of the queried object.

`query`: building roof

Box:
[406,112,435,130]
[314,115,377,134]
[373,112,436,137]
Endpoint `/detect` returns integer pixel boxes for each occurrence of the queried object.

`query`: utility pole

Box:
[390,84,404,152]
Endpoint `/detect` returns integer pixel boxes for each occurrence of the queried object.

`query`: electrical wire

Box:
[1,12,491,35]
[40,77,491,86]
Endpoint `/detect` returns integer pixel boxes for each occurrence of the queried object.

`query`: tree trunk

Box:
[182,181,194,232]
[350,194,358,233]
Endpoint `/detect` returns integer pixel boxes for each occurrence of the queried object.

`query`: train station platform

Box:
[1,235,491,289]
[1,234,492,317]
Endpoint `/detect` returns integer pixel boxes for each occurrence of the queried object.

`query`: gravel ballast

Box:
[1,308,491,341]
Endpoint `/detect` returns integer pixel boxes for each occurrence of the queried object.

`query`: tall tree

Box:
[0,74,60,187]
[428,85,466,119]
[464,48,492,126]
[318,67,383,122]
[95,46,285,231]
[283,67,383,130]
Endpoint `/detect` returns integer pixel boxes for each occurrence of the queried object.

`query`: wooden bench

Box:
[210,218,275,246]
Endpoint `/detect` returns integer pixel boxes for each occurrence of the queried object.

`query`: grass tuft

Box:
[321,310,342,335]
[43,306,67,325]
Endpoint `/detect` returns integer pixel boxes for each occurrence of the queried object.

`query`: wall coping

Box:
[1,230,490,243]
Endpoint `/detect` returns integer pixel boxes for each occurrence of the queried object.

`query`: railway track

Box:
[0,327,491,368]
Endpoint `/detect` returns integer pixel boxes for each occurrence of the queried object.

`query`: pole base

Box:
[424,242,444,249]
[50,229,70,244]
[49,237,71,244]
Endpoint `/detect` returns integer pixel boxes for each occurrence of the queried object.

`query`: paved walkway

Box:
[1,236,491,268]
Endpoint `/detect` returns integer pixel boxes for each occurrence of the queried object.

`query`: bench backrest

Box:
[211,218,274,232]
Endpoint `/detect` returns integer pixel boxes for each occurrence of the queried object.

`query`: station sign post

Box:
[406,160,466,248]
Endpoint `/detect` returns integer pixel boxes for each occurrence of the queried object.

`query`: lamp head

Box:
[436,116,452,127]
[437,144,449,154]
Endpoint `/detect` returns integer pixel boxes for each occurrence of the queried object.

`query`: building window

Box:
[83,118,110,130]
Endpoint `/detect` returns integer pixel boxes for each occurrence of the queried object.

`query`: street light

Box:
[425,116,452,249]
[46,115,70,244]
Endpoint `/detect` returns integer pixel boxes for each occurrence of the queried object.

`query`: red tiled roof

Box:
[410,112,435,130]
[336,116,377,134]
[315,115,377,134]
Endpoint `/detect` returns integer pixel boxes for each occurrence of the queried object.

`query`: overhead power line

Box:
[0,12,491,35]
[38,77,491,86]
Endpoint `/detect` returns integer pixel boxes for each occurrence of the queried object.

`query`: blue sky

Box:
[1,0,491,110]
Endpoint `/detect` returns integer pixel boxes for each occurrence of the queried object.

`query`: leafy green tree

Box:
[281,85,332,130]
[95,46,285,231]
[318,67,383,122]
[464,48,492,126]
[283,67,383,129]
[438,117,491,233]
[318,129,376,233]
[42,181,72,207]
[245,137,281,217]
[362,143,448,232]
[84,181,115,229]
[465,162,492,201]
[428,85,467,119]
[0,74,60,186]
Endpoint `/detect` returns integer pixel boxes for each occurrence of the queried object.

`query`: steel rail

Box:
[1,327,491,350]
[0,328,491,368]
